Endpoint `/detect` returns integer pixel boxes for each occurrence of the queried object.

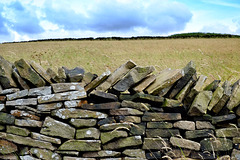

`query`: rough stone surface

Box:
[147,122,173,128]
[12,68,30,89]
[0,112,15,125]
[7,89,28,100]
[200,138,233,151]
[173,120,195,130]
[100,130,128,144]
[6,98,37,106]
[146,128,180,138]
[30,148,61,160]
[216,128,240,137]
[0,88,19,95]
[122,149,146,158]
[28,86,52,97]
[133,74,156,92]
[142,138,169,150]
[82,102,120,110]
[59,140,101,151]
[15,119,42,127]
[76,128,100,139]
[115,116,141,123]
[121,100,150,112]
[142,112,182,121]
[63,66,85,82]
[208,86,224,111]
[212,114,236,124]
[6,125,30,137]
[227,80,240,111]
[31,132,61,144]
[109,108,143,116]
[69,119,97,128]
[185,129,214,139]
[196,121,215,130]
[170,137,201,151]
[162,98,183,108]
[37,102,63,112]
[0,139,18,154]
[90,90,118,102]
[231,149,240,160]
[82,150,121,158]
[51,83,84,93]
[99,122,132,131]
[11,110,40,120]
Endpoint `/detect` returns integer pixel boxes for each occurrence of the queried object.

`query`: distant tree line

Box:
[3,32,240,43]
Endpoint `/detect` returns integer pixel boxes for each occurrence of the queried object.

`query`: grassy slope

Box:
[1,38,240,84]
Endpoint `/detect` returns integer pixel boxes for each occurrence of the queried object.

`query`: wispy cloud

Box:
[201,0,240,9]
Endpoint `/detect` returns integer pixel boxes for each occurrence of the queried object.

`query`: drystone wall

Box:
[0,55,240,160]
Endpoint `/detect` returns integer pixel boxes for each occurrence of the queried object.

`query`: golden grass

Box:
[1,38,240,84]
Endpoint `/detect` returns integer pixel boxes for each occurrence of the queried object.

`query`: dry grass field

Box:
[1,38,240,84]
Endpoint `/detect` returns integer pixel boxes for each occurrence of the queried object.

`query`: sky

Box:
[0,0,240,43]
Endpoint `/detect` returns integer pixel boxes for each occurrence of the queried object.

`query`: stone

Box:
[145,151,161,159]
[165,149,191,159]
[169,61,196,98]
[30,148,61,160]
[0,88,19,95]
[200,138,233,151]
[82,102,120,110]
[185,129,214,139]
[119,93,164,103]
[113,66,155,92]
[236,106,240,116]
[11,110,40,120]
[12,68,30,89]
[59,140,101,151]
[15,119,42,127]
[190,151,215,160]
[82,150,121,158]
[109,108,143,116]
[121,100,150,112]
[204,80,221,91]
[100,122,132,131]
[146,129,180,138]
[196,121,215,130]
[145,68,183,95]
[231,149,240,160]
[28,86,52,96]
[82,72,96,86]
[103,136,142,150]
[208,86,224,111]
[147,122,173,128]
[0,139,18,154]
[76,128,100,139]
[31,132,61,144]
[0,125,5,130]
[233,137,240,144]
[0,56,17,89]
[0,112,15,124]
[51,83,84,93]
[63,157,96,160]
[57,67,67,82]
[100,130,128,144]
[6,98,37,106]
[40,116,75,139]
[96,60,136,92]
[170,136,200,151]
[129,122,146,136]
[133,74,156,92]
[142,112,181,121]
[56,151,79,156]
[142,138,169,150]
[115,116,141,123]
[227,80,240,111]
[37,102,63,112]
[20,155,40,160]
[238,118,240,128]
[69,119,97,128]
[188,91,212,116]
[0,96,6,104]
[216,128,240,137]
[46,68,62,83]
[212,114,236,124]
[15,105,38,114]
[122,149,146,158]
[6,125,30,137]
[38,91,87,104]
[5,133,55,150]
[162,98,183,108]
[173,121,195,130]
[90,90,118,102]
[85,71,111,92]
[29,60,52,84]
[63,66,85,82]
[14,59,46,87]
[64,100,87,108]
[0,104,4,111]
[98,117,116,126]
[51,108,107,119]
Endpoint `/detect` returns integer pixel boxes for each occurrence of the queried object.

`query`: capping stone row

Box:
[0,56,240,160]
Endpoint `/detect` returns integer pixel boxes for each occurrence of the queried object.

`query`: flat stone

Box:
[0,139,17,154]
[46,68,62,83]
[170,136,200,151]
[216,128,240,137]
[40,116,75,139]
[51,108,107,119]
[0,56,17,89]
[15,119,42,127]
[204,80,221,91]
[76,128,100,139]
[56,151,79,156]
[14,59,46,87]
[109,108,143,116]
[63,157,96,160]
[30,148,61,160]
[69,119,97,128]
[162,98,183,108]
[90,90,118,102]
[133,74,156,93]
[85,71,111,92]
[6,98,38,106]
[28,86,52,97]
[83,150,121,158]
[142,138,169,150]
[6,125,30,137]
[0,104,4,112]
[96,60,136,92]
[190,151,215,160]
[57,67,67,82]
[147,122,173,128]
[100,130,128,144]
[15,105,38,114]
[103,136,142,150]
[51,83,84,93]
[142,112,181,121]
[82,102,120,110]
[82,72,96,86]
[165,149,191,159]
[236,106,240,116]
[115,116,141,123]
[99,122,132,131]
[122,149,146,158]
[169,61,196,98]
[38,91,87,104]
[129,122,146,136]
[233,137,240,144]
[227,80,240,111]
[113,66,155,92]
[145,151,161,159]
[19,155,40,160]
[0,96,6,104]
[59,140,101,151]
[146,129,180,138]
[4,133,55,150]
[31,132,61,144]
[64,100,87,108]
[0,88,19,95]
[37,102,63,112]
[196,121,215,130]
[0,125,5,130]
[200,138,233,151]
[208,86,224,111]
[0,112,15,124]
[173,120,195,130]
[63,66,84,82]
[119,93,164,103]
[212,114,236,124]
[11,110,40,120]
[145,68,183,95]
[231,149,240,160]
[29,60,52,84]
[121,100,149,112]
[12,68,30,89]
[188,91,212,116]
[97,117,116,126]
[185,129,214,139]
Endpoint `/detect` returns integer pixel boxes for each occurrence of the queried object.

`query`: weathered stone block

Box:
[99,122,132,131]
[133,74,156,92]
[15,119,42,127]
[76,128,100,139]
[165,149,191,159]
[122,149,146,158]
[51,83,84,93]
[129,122,146,136]
[6,125,30,137]
[64,100,86,108]
[0,88,19,95]
[82,150,121,158]
[31,132,61,144]
[115,116,141,123]
[121,100,150,112]
[142,112,181,121]
[6,89,28,101]
[170,136,200,151]
[82,102,120,110]
[200,138,233,151]
[12,68,30,89]
[147,122,173,128]
[30,148,61,160]
[37,102,63,112]
[162,98,183,108]
[196,121,215,130]
[208,86,224,111]
[63,66,84,82]
[227,80,240,111]
[216,128,240,137]
[100,130,128,144]
[142,138,169,150]
[11,110,40,120]
[173,120,195,130]
[0,112,15,125]
[233,137,240,144]
[69,119,97,128]
[185,129,214,139]
[6,98,37,106]
[146,129,180,138]
[0,140,17,154]
[63,157,96,160]
[90,90,118,102]
[28,86,52,96]
[212,114,236,124]
[231,149,240,160]
[109,108,143,116]
[59,140,101,151]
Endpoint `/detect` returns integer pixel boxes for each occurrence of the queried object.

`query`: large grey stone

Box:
[142,138,169,150]
[200,138,233,151]
[196,121,215,130]
[204,80,221,91]
[173,121,195,130]
[99,122,132,131]
[170,137,200,151]
[28,86,52,97]
[142,112,181,121]
[208,86,224,111]
[227,79,240,111]
[11,110,40,120]
[6,98,37,106]
[6,125,30,137]
[162,98,183,108]
[115,116,141,123]
[82,150,121,158]
[31,132,61,144]
[51,83,84,93]
[90,90,118,102]
[59,140,101,151]
[119,93,164,103]
[63,66,84,82]
[0,88,19,95]
[0,112,15,125]
[76,128,100,139]
[100,130,128,144]
[133,74,156,92]
[122,149,146,158]
[82,102,120,110]
[0,139,17,154]
[12,68,30,89]
[15,119,42,127]
[109,108,143,116]
[69,119,97,128]
[121,100,150,112]
[216,128,240,137]
[40,116,75,139]
[37,102,63,112]
[212,114,236,124]
[146,129,180,138]
[185,129,214,139]
[30,148,61,160]
[147,122,173,129]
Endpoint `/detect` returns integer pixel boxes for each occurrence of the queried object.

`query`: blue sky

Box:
[0,0,240,42]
